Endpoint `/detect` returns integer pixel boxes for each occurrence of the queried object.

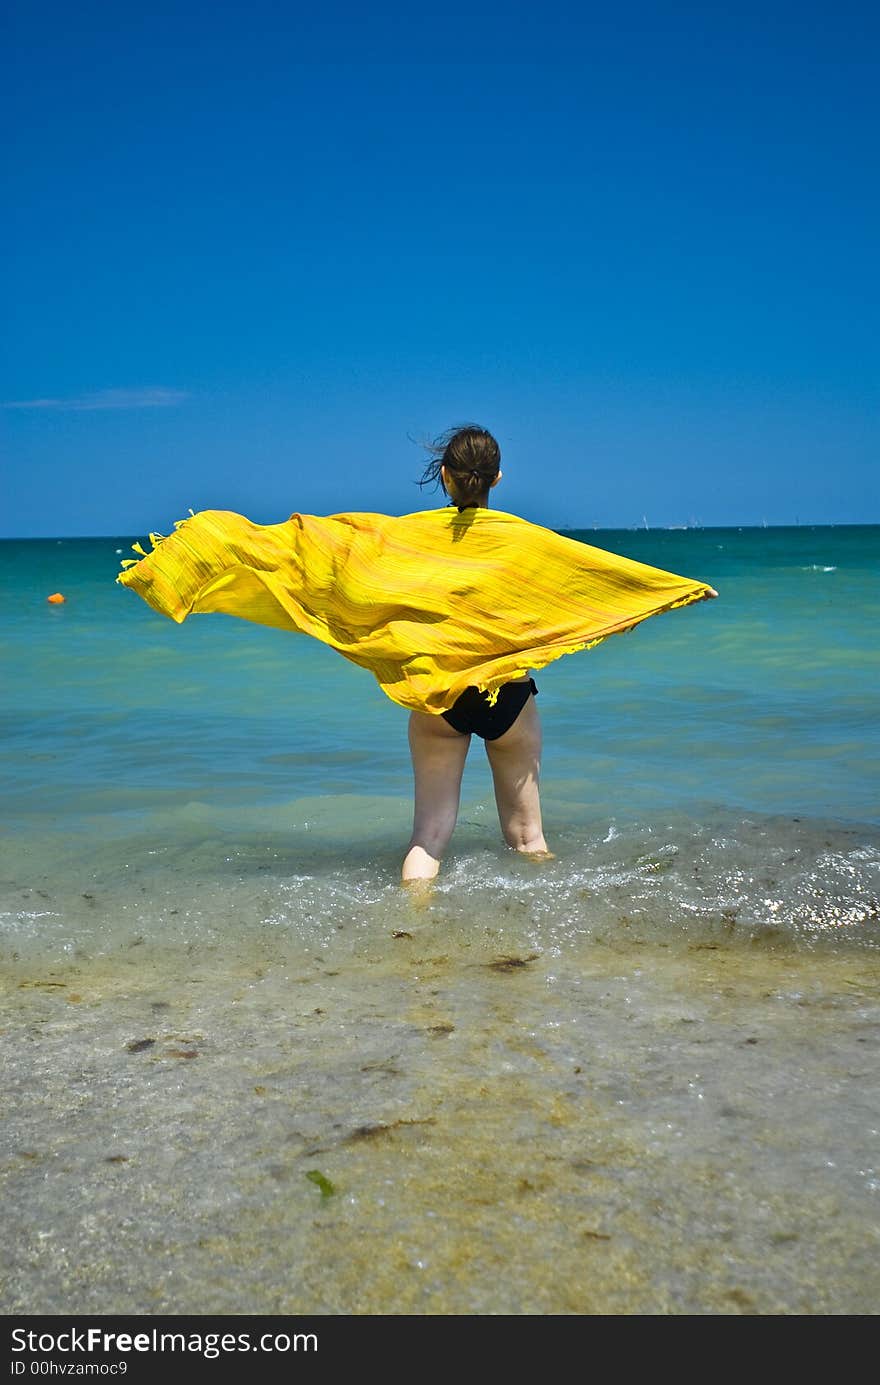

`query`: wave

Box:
[2,807,877,966]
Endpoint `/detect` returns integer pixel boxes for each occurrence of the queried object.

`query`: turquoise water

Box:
[1,524,877,953]
[2,522,879,1314]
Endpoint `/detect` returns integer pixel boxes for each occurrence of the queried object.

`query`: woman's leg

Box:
[402,711,471,881]
[484,694,550,855]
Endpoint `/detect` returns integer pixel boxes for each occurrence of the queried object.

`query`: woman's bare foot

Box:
[401,843,441,883]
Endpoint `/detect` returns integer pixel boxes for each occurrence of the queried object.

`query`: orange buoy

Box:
[47,593,66,604]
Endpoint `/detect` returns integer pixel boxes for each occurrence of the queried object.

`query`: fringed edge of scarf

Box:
[115,511,196,578]
[470,636,603,705]
[468,584,716,706]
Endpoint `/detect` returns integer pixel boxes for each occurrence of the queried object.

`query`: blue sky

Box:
[2,1,877,535]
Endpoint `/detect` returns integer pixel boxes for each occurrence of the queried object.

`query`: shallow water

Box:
[1,524,879,1313]
[3,926,879,1314]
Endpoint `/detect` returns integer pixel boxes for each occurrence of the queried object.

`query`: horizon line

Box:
[2,520,879,542]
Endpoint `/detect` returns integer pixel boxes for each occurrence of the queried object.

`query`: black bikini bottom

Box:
[441,678,538,740]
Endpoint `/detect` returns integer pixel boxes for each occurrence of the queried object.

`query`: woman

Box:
[402,426,549,883]
[117,425,717,884]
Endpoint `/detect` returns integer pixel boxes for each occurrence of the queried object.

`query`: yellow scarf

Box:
[117,507,716,713]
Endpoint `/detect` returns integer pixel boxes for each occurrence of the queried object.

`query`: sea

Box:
[1,523,878,1315]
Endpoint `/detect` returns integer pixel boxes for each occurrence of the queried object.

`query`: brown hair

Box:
[417,424,501,510]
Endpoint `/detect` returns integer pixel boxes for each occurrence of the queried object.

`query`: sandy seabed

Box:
[2,916,879,1317]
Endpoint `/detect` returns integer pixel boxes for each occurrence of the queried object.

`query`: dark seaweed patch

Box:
[486,953,540,973]
[345,1117,436,1143]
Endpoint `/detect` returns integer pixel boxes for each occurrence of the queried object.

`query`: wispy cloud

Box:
[1,387,190,411]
